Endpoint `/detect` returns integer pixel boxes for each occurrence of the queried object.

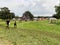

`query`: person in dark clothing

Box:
[14,21,17,28]
[6,19,10,28]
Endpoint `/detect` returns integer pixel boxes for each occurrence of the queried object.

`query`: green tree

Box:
[22,11,34,20]
[0,7,15,19]
[53,4,60,19]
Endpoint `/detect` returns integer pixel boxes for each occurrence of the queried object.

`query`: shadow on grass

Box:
[0,24,6,27]
[49,22,60,25]
[0,24,17,30]
[55,22,60,25]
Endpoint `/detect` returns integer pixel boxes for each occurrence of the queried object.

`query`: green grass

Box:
[0,20,60,45]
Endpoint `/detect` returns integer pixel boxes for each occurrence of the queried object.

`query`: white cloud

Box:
[41,0,59,10]
[0,0,59,16]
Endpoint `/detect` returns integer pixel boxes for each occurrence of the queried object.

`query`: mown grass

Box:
[0,20,60,45]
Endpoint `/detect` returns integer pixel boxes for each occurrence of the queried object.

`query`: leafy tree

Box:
[53,4,60,19]
[0,7,15,19]
[22,11,34,20]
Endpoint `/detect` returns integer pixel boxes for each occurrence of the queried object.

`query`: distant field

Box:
[0,20,60,45]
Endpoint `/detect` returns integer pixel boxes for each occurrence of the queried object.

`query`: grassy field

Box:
[0,20,60,45]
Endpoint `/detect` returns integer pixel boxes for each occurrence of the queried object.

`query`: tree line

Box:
[0,4,60,20]
[0,7,34,20]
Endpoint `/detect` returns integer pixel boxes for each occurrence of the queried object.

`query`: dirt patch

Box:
[0,37,13,45]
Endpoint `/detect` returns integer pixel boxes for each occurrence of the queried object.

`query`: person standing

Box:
[6,19,10,28]
[14,21,17,28]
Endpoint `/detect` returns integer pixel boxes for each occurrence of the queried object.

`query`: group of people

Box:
[6,19,17,28]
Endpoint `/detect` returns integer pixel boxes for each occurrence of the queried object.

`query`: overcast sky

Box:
[0,0,59,16]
